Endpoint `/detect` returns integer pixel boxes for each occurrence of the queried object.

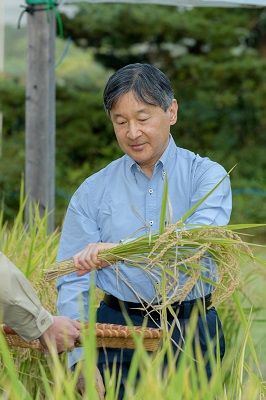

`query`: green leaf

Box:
[159,175,169,235]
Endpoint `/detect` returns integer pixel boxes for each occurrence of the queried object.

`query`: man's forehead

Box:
[112,107,153,117]
[111,92,157,115]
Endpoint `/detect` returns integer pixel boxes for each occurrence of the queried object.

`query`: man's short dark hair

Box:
[103,63,174,117]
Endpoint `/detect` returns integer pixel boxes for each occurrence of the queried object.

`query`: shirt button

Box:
[162,171,166,177]
[149,188,153,194]
[150,220,154,226]
[41,319,46,325]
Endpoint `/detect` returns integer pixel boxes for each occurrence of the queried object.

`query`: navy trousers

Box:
[96,301,225,399]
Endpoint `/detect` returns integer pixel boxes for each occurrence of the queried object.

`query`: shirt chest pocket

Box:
[97,200,147,244]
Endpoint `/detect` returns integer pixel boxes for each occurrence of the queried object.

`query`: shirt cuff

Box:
[20,308,54,342]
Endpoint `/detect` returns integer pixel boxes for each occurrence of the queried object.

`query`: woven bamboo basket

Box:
[1,323,163,352]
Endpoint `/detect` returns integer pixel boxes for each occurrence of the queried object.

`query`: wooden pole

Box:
[25,5,55,232]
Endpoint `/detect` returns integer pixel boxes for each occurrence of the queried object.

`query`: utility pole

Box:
[25,4,55,232]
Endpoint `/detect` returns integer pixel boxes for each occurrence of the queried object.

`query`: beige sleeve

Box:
[0,252,53,342]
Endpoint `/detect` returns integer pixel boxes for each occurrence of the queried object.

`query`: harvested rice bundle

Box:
[44,222,263,308]
[44,172,266,310]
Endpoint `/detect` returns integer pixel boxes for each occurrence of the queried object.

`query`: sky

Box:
[0,0,77,72]
[3,0,25,27]
[0,0,26,72]
[3,0,75,27]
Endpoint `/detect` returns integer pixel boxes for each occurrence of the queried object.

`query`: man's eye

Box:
[139,118,149,122]
[117,121,126,125]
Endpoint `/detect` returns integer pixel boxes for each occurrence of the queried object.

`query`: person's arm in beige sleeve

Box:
[0,252,81,353]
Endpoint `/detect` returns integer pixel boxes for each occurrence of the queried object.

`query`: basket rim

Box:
[1,322,163,351]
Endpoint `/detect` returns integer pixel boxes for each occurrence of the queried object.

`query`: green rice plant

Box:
[0,330,32,400]
[218,246,266,386]
[0,184,60,314]
[0,190,61,397]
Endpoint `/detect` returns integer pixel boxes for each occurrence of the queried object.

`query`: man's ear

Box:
[169,99,178,125]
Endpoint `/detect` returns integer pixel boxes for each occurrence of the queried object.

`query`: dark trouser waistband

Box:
[103,293,212,320]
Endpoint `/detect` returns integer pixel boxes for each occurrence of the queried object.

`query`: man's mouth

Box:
[129,143,146,151]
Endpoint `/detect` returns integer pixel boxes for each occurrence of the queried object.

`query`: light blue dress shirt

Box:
[56,135,232,367]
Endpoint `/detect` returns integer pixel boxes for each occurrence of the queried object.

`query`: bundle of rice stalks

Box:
[44,171,266,310]
[44,222,265,309]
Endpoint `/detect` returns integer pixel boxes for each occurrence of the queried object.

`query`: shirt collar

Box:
[127,133,176,176]
[158,134,175,169]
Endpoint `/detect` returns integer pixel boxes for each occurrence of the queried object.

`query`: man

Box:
[56,63,232,397]
[0,252,80,353]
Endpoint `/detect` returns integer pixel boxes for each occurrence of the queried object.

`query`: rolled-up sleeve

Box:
[0,252,53,342]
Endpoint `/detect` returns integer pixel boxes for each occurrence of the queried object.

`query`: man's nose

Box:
[127,122,142,140]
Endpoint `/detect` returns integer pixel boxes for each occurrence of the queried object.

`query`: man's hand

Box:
[73,242,118,276]
[39,316,81,353]
[76,365,105,400]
